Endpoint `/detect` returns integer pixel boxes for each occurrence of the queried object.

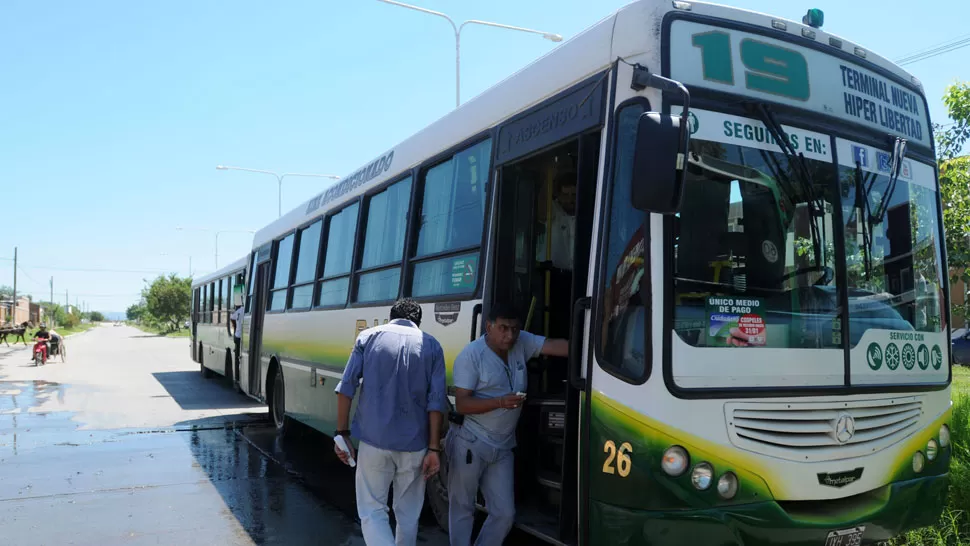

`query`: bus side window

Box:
[409,138,492,298]
[289,220,323,310]
[269,234,296,312]
[317,203,359,308]
[355,176,412,304]
[596,102,650,383]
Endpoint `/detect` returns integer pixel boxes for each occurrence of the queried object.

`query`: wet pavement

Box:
[0,325,538,545]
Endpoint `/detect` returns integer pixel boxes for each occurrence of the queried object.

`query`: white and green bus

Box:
[191,256,248,383]
[232,1,954,543]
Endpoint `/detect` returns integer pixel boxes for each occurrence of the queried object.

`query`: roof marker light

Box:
[672,1,692,10]
[802,9,824,29]
[829,37,843,49]
[771,20,787,31]
[854,47,867,59]
[802,28,817,40]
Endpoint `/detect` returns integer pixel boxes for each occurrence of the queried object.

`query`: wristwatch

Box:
[334,429,351,437]
[428,447,443,453]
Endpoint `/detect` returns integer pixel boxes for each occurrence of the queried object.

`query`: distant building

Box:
[0,296,38,326]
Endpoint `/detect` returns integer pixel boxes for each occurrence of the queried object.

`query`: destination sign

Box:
[669,20,930,148]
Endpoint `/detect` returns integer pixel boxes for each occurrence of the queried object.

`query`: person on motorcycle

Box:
[33,325,51,362]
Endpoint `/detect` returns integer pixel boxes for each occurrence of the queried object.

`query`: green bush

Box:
[893,368,969,545]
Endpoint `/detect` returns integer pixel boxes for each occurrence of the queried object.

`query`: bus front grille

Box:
[724,397,923,462]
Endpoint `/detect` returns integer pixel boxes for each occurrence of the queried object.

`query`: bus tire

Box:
[426,454,451,533]
[224,351,233,383]
[270,365,289,437]
[200,348,213,379]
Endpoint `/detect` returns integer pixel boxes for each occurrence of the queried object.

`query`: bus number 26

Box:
[603,440,633,478]
[691,31,810,101]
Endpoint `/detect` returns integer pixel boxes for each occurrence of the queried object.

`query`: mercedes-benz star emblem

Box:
[834,413,856,444]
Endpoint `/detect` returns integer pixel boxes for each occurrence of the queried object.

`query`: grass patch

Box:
[129,322,191,338]
[893,365,969,545]
[54,323,99,337]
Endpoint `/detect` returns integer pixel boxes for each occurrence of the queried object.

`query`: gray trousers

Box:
[447,427,515,546]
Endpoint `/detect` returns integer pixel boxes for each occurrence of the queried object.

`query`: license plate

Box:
[824,526,865,546]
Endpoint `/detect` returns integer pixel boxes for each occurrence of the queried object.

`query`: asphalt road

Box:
[0,324,460,546]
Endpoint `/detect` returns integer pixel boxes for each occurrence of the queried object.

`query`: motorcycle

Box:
[32,339,49,366]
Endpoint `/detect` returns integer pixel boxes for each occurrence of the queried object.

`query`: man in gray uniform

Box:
[448,302,568,546]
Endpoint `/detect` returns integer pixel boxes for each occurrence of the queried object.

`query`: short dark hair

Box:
[487,302,521,323]
[390,298,422,326]
[554,172,576,192]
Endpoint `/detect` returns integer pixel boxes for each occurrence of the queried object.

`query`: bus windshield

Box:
[663,110,948,389]
[673,132,842,350]
[836,140,946,346]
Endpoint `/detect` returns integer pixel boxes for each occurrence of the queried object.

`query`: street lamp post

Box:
[215,166,340,218]
[175,227,256,269]
[376,0,563,108]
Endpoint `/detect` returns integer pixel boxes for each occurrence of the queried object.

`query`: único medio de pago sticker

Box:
[706,296,766,347]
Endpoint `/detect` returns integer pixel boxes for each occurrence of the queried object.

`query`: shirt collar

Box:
[390,318,417,328]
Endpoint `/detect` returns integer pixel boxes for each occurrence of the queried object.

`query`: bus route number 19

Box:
[603,440,633,477]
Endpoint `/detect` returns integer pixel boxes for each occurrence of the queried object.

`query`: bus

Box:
[191,256,247,385]
[231,1,953,543]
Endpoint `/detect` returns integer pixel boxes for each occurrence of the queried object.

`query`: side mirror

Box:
[631,112,689,214]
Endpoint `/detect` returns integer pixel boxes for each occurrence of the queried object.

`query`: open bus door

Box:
[247,261,270,397]
[241,246,271,400]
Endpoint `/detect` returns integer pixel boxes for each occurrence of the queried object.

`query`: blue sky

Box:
[1,0,967,313]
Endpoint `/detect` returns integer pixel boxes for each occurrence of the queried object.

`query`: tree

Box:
[142,274,192,333]
[87,311,105,322]
[937,82,970,324]
[0,285,13,299]
[126,303,145,322]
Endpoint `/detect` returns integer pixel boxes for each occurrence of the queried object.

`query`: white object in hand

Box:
[335,435,356,468]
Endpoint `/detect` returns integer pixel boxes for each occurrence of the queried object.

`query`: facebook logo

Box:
[876,152,892,173]
[851,145,868,167]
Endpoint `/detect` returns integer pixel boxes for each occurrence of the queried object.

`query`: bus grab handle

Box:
[569,297,591,391]
[470,303,483,342]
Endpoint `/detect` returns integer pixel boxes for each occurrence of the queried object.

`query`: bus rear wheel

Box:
[200,349,213,379]
[270,366,289,436]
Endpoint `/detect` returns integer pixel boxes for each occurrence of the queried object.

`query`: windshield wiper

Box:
[871,137,908,222]
[747,103,826,272]
[853,164,876,280]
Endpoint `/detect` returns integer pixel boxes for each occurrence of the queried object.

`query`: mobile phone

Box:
[515,391,527,398]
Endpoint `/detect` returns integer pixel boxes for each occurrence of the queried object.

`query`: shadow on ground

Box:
[152,371,264,411]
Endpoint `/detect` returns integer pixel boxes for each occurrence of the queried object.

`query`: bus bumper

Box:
[589,474,948,545]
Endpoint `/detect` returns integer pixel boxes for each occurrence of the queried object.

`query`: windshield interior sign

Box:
[706,296,766,347]
[684,108,831,162]
[669,20,930,148]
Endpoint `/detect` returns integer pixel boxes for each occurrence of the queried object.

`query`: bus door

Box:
[490,130,600,542]
[247,261,270,398]
[191,288,200,361]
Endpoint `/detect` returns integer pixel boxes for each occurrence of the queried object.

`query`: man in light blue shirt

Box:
[334,298,446,546]
[448,302,569,546]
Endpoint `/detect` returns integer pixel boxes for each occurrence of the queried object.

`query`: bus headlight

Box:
[926,439,939,462]
[912,451,926,473]
[661,446,689,477]
[939,425,950,448]
[690,463,714,490]
[717,472,739,499]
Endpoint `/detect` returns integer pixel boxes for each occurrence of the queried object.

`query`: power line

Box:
[896,34,970,66]
[21,265,176,274]
[2,257,183,275]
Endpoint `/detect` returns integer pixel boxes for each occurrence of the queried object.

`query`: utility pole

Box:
[50,277,54,327]
[12,247,16,324]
